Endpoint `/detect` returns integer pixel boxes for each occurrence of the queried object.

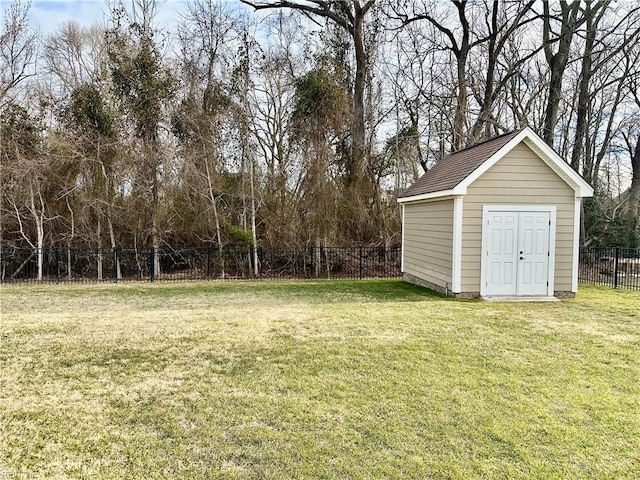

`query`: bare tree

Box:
[106,0,176,275]
[571,3,640,180]
[380,16,450,181]
[247,14,301,246]
[240,0,375,185]
[291,63,348,259]
[466,0,538,143]
[174,0,239,274]
[43,21,106,97]
[235,27,260,275]
[541,0,588,146]
[0,103,50,280]
[0,0,38,104]
[621,83,640,247]
[390,0,484,151]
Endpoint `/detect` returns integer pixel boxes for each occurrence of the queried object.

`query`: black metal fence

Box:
[579,247,640,291]
[3,245,638,290]
[0,245,402,284]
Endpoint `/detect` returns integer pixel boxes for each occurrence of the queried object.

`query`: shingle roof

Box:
[398,130,523,198]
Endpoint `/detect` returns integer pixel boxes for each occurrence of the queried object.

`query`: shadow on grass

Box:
[172,279,455,304]
[270,279,452,303]
[4,278,459,305]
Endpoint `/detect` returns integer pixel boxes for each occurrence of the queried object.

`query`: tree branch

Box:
[239,1,351,31]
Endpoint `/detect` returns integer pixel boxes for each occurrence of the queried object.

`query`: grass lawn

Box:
[1,280,639,479]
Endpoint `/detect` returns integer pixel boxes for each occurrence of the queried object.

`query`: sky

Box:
[22,0,185,34]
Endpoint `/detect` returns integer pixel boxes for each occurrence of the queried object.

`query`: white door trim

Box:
[480,205,556,297]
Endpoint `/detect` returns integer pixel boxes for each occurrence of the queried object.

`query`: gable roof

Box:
[399,130,521,199]
[397,127,594,203]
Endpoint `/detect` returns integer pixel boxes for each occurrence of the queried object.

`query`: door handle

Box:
[519,256,525,260]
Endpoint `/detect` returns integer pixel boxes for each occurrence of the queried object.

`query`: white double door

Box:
[484,209,551,296]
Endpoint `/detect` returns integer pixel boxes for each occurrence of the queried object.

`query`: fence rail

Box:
[579,247,640,291]
[3,245,638,291]
[0,245,402,284]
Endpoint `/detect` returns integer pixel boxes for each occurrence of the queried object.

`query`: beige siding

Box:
[461,142,575,294]
[403,199,454,290]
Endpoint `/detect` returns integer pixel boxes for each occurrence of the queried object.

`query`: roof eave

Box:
[397,126,594,204]
[520,134,594,198]
[456,126,594,198]
[454,128,530,193]
[397,189,461,204]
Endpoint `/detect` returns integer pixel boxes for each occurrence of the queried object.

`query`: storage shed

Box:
[398,127,594,298]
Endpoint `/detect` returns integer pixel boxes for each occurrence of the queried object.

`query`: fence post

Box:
[112,248,118,283]
[384,246,388,277]
[359,246,363,279]
[149,247,155,282]
[614,246,619,289]
[206,247,211,280]
[55,247,60,283]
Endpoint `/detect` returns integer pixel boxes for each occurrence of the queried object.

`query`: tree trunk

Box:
[145,138,161,277]
[249,149,259,277]
[205,159,225,279]
[542,1,581,147]
[98,145,121,280]
[451,1,471,151]
[469,1,498,144]
[351,12,367,184]
[67,245,72,280]
[627,137,640,248]
[571,3,598,175]
[97,216,103,280]
[107,216,121,280]
[28,184,45,281]
[314,237,321,278]
[452,48,468,151]
[66,196,75,281]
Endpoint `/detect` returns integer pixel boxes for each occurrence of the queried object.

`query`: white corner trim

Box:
[572,199,581,292]
[401,204,405,273]
[452,196,464,293]
[397,189,457,204]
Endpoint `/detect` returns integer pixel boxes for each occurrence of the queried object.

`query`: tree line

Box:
[2,0,639,273]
